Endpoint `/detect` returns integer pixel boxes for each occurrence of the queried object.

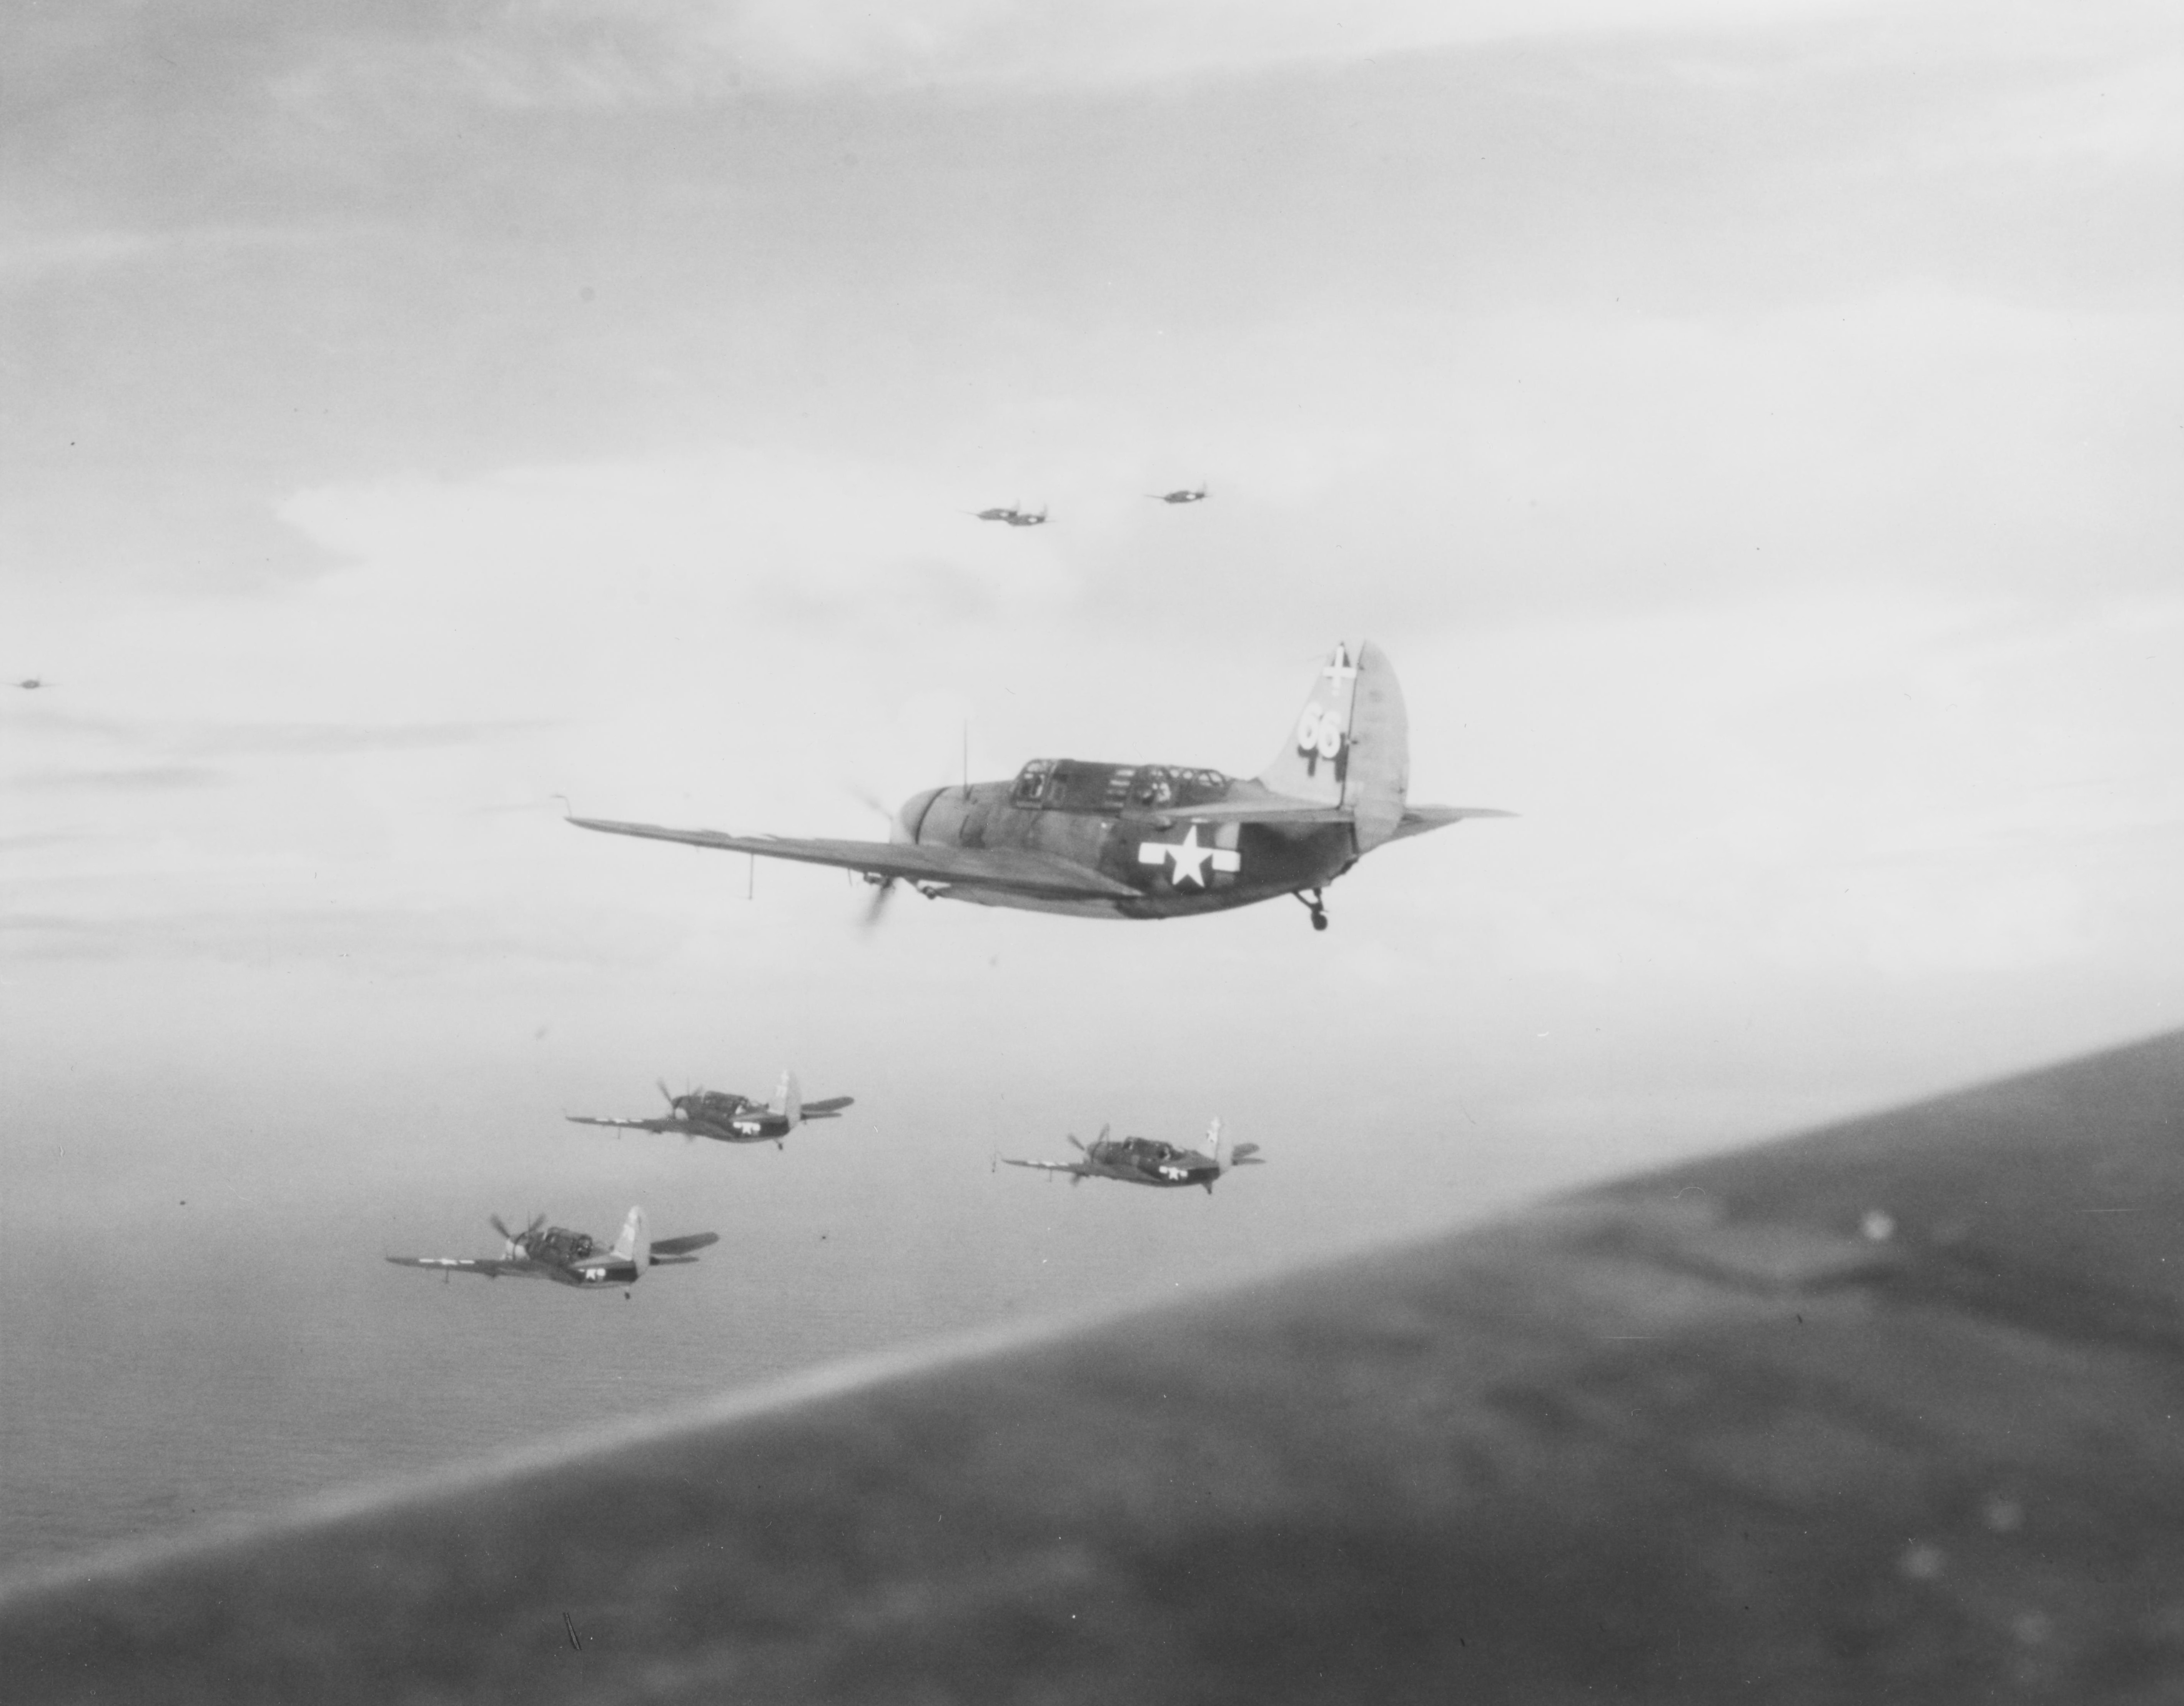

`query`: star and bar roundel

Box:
[1134,822,1243,890]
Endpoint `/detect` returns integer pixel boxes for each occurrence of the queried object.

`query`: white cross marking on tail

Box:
[1321,644,1359,689]
[1136,826,1241,889]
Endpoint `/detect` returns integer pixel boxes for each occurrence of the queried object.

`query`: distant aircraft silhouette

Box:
[968,503,1048,527]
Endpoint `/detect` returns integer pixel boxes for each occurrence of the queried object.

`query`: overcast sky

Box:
[5,0,2182,1271]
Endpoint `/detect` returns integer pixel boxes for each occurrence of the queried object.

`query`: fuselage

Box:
[891,760,1357,919]
[509,1228,641,1288]
[674,1093,788,1142]
[1082,1137,1222,1188]
[683,1113,791,1142]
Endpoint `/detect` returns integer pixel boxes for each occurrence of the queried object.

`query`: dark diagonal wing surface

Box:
[567,816,1138,899]
[799,1097,855,1117]
[19,1031,2184,1702]
[382,1257,509,1278]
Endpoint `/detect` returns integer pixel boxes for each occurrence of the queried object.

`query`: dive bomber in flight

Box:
[568,1070,854,1148]
[569,639,1509,930]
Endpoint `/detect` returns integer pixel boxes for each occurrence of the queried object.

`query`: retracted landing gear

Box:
[1294,889,1329,932]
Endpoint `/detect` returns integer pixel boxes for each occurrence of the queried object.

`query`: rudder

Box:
[1341,639,1410,852]
[772,1069,803,1125]
[612,1206,649,1263]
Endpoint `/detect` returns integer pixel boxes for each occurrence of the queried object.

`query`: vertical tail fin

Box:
[1208,1117,1229,1171]
[772,1069,803,1125]
[1256,640,1411,847]
[1258,641,1361,807]
[612,1206,649,1264]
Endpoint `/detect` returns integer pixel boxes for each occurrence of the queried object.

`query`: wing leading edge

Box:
[567,816,1138,899]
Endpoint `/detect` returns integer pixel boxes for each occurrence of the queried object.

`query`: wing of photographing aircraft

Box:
[565,817,1139,899]
[17,1030,2184,1701]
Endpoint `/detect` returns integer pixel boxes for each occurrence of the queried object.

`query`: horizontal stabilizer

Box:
[649,1232,720,1258]
[1387,804,1515,843]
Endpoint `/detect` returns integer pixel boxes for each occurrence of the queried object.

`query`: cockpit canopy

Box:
[1011,759,1232,813]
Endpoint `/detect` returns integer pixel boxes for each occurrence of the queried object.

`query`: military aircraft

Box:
[385,1208,718,1290]
[15,678,40,690]
[969,504,1048,527]
[1148,483,1208,504]
[1004,1117,1260,1193]
[567,1070,854,1148]
[567,639,1510,932]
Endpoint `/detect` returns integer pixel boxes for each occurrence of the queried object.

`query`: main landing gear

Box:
[1294,889,1329,932]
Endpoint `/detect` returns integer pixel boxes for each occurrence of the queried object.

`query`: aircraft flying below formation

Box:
[567,639,1511,931]
[385,1209,718,1290]
[1148,484,1207,504]
[1004,1118,1260,1193]
[969,504,1048,527]
[567,1070,853,1148]
[15,679,41,689]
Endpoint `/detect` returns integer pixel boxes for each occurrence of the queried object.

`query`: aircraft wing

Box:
[567,816,1139,899]
[382,1256,510,1278]
[799,1096,855,1118]
[649,1232,721,1258]
[21,1030,2184,1701]
[1000,1157,1090,1175]
[564,1115,680,1135]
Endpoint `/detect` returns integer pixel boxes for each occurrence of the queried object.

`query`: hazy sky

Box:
[5,0,2182,1294]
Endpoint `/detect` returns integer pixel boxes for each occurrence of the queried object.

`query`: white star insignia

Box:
[1136,826,1242,889]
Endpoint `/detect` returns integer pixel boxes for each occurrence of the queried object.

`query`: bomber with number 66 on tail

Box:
[567,641,1509,931]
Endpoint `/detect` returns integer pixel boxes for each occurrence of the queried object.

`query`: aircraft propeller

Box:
[490,1213,545,1256]
[862,877,897,930]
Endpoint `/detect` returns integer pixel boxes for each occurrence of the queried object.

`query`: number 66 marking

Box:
[1296,704,1344,760]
